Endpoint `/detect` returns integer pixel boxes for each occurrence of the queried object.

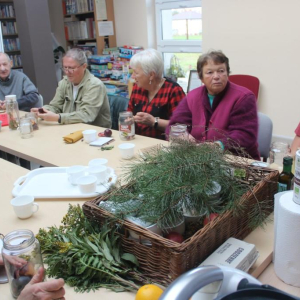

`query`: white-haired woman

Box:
[128,48,185,139]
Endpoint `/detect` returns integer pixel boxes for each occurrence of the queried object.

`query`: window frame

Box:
[155,0,202,53]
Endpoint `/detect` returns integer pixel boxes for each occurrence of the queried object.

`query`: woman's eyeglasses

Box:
[61,64,84,74]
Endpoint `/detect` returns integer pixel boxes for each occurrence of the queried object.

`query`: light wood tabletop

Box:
[0,119,168,169]
[0,120,299,298]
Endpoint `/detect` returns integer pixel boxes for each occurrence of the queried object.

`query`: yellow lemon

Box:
[135,284,164,300]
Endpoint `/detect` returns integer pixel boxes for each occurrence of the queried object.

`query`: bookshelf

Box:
[0,0,22,69]
[62,0,116,54]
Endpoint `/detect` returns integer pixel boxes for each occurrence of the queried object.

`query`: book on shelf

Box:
[65,19,95,40]
[65,0,94,15]
[0,5,15,18]
[1,21,17,35]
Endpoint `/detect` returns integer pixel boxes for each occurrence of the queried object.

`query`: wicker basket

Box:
[83,166,278,285]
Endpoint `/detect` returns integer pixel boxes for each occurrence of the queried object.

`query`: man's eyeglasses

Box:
[61,64,84,74]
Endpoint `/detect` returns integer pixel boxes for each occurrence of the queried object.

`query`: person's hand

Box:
[18,267,65,300]
[0,100,5,110]
[2,253,27,269]
[133,112,155,127]
[34,108,59,122]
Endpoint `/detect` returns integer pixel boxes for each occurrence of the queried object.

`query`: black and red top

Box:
[127,78,185,139]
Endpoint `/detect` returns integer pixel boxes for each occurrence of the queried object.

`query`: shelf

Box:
[68,38,96,42]
[5,50,20,53]
[3,33,18,37]
[12,66,22,69]
[100,80,128,87]
[0,17,15,20]
[64,11,94,17]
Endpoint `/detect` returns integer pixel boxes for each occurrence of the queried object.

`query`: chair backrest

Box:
[36,94,43,107]
[229,74,260,100]
[257,112,273,162]
[108,94,129,130]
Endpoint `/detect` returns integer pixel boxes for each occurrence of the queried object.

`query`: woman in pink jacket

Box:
[167,50,260,160]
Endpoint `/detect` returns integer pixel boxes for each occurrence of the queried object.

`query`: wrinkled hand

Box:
[133,112,155,127]
[18,267,65,300]
[31,108,59,122]
[0,100,6,110]
[1,254,27,269]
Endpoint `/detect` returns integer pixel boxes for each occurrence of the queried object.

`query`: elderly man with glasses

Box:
[31,48,111,128]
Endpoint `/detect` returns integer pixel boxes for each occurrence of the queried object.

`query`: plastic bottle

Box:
[278,156,294,192]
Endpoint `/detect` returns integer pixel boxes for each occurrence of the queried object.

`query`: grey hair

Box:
[130,48,163,79]
[0,52,11,62]
[64,48,87,65]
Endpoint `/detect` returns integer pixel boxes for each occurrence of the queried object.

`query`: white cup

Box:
[82,129,97,144]
[77,175,97,194]
[118,143,135,159]
[11,195,39,219]
[88,165,108,185]
[88,158,108,167]
[67,165,86,185]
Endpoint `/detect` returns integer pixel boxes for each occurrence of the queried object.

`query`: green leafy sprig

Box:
[37,205,148,293]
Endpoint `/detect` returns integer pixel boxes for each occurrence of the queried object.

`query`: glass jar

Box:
[269,142,290,170]
[1,229,44,299]
[24,112,39,130]
[19,117,33,139]
[5,95,20,131]
[169,124,188,144]
[119,111,135,140]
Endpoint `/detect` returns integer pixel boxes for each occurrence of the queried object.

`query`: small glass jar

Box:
[19,117,33,139]
[1,229,44,299]
[119,111,135,140]
[169,124,188,144]
[5,95,20,131]
[269,142,290,169]
[24,112,39,130]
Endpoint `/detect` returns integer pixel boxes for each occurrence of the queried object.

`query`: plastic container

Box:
[1,229,43,298]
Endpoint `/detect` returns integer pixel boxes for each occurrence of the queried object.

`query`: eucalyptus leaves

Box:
[37,205,148,292]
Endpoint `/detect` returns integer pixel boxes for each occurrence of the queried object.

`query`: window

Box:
[155,0,202,92]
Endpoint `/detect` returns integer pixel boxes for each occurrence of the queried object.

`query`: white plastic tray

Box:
[12,167,117,199]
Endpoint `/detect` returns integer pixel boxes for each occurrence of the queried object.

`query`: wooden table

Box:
[0,120,168,170]
[0,159,136,300]
[0,121,299,298]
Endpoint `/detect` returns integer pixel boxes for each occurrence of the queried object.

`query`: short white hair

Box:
[64,48,87,65]
[130,48,163,79]
[0,52,11,62]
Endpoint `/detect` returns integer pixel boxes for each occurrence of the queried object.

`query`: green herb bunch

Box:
[37,205,148,293]
[106,140,272,229]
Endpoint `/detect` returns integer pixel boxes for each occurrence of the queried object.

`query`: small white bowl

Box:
[82,129,97,144]
[77,175,97,194]
[88,158,108,167]
[118,143,135,159]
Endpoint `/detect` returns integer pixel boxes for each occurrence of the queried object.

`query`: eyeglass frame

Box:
[61,63,85,74]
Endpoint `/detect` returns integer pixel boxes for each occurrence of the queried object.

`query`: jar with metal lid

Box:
[5,95,20,130]
[1,229,44,298]
[119,111,135,140]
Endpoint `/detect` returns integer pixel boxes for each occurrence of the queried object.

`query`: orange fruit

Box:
[135,284,164,300]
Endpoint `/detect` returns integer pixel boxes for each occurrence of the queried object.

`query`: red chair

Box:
[229,74,260,101]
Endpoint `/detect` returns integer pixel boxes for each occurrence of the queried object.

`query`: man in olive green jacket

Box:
[31,48,111,128]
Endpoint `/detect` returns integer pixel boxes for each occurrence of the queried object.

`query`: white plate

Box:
[12,167,117,199]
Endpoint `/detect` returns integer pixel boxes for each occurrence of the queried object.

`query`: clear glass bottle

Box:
[1,229,44,299]
[119,111,135,140]
[169,124,188,144]
[5,95,20,130]
[278,156,294,192]
[19,117,33,139]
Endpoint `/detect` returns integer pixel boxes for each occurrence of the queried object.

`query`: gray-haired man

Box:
[31,48,111,128]
[0,52,39,111]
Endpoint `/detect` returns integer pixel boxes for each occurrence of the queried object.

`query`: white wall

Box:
[113,0,156,48]
[202,0,300,138]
